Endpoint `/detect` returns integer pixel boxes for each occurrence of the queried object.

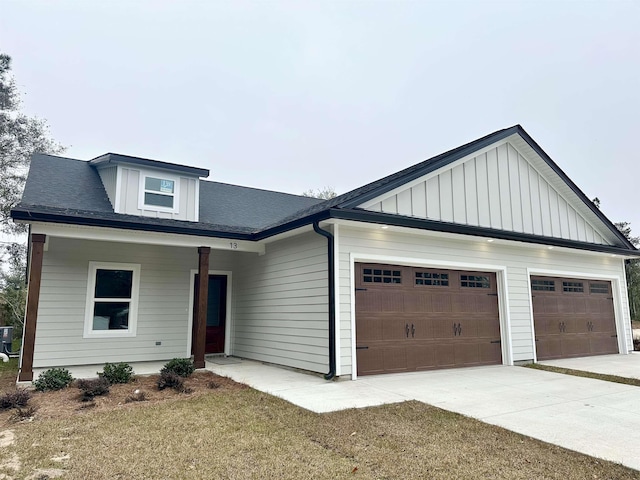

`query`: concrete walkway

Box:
[206,358,640,471]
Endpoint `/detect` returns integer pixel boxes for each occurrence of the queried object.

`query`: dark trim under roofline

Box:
[328,209,640,257]
[90,153,210,178]
[12,205,638,256]
[11,209,251,241]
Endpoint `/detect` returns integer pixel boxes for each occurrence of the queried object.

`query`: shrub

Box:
[0,389,31,410]
[77,377,110,401]
[161,358,195,378]
[157,370,191,393]
[99,362,134,384]
[10,406,37,422]
[33,368,74,392]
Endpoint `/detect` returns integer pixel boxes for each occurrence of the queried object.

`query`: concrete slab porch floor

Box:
[206,357,640,471]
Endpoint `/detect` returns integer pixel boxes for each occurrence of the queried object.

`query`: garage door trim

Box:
[349,253,513,380]
[526,267,626,362]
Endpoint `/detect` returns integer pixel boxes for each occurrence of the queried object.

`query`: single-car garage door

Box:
[531,276,618,361]
[355,263,502,376]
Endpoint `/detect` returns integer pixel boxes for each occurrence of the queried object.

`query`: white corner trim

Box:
[186,270,233,357]
[114,165,122,213]
[83,261,141,339]
[526,267,629,357]
[348,252,513,379]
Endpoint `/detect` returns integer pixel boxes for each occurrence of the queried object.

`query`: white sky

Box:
[1,0,639,235]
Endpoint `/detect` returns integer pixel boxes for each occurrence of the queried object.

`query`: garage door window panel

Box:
[415,271,449,286]
[460,275,491,288]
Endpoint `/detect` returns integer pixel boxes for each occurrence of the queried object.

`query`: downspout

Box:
[313,221,336,380]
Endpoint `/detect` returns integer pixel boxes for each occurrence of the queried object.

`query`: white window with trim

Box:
[84,262,140,338]
[139,172,180,213]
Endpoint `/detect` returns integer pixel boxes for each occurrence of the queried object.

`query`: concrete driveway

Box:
[207,357,640,471]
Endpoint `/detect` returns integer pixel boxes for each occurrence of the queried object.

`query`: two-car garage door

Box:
[531,276,618,361]
[355,264,621,376]
[355,263,502,376]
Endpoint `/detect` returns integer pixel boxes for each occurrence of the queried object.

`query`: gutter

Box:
[312,221,336,381]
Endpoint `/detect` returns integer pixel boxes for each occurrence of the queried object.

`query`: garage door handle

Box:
[405,324,410,338]
[453,323,462,336]
[411,323,415,338]
[356,346,369,350]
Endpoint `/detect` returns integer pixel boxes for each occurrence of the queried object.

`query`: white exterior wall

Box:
[337,224,632,377]
[33,237,237,367]
[118,166,199,221]
[233,231,329,373]
[96,166,117,209]
[364,141,612,246]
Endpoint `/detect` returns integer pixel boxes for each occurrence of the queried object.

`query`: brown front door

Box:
[355,264,502,376]
[531,276,618,361]
[192,274,227,355]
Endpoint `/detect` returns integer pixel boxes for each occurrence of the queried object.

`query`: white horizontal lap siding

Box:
[233,231,329,373]
[33,237,238,368]
[362,141,612,246]
[336,226,629,375]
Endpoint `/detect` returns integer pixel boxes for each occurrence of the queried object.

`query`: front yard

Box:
[0,361,637,480]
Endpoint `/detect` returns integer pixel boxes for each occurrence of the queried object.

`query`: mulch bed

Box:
[0,371,246,424]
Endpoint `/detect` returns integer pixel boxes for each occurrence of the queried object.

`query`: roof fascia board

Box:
[30,222,264,253]
[357,136,514,210]
[11,209,252,241]
[329,208,640,257]
[90,153,209,178]
[338,126,519,209]
[515,127,634,249]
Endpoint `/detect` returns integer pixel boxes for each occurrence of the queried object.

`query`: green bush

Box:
[77,377,110,401]
[161,358,195,378]
[0,389,31,410]
[33,368,74,392]
[99,362,133,384]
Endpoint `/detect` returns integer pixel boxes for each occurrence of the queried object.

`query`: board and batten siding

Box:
[117,167,199,221]
[96,166,117,209]
[33,237,237,367]
[336,225,631,376]
[233,231,329,373]
[364,142,611,246]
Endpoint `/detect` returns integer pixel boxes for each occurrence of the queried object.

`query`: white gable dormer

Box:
[90,153,209,222]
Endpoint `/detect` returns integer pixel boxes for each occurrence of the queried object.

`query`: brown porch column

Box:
[193,246,210,369]
[18,234,46,382]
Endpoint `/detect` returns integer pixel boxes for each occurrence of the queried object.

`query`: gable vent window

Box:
[415,271,449,286]
[461,275,490,288]
[363,268,402,284]
[144,176,175,209]
[562,281,584,293]
[532,279,555,291]
[590,282,609,294]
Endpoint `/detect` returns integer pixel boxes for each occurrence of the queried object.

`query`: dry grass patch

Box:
[0,363,638,479]
[525,363,640,387]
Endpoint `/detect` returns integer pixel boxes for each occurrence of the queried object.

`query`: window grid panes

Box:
[415,271,449,286]
[562,281,584,293]
[531,279,555,291]
[460,275,490,288]
[590,282,609,294]
[363,268,402,284]
[92,269,133,331]
[143,176,175,209]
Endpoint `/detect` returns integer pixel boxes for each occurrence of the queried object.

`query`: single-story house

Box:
[11,125,638,382]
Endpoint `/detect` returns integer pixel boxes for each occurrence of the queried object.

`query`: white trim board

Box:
[30,222,265,254]
[186,270,233,358]
[348,252,514,380]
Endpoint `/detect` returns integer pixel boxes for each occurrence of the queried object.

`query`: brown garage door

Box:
[355,263,502,376]
[531,276,618,361]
